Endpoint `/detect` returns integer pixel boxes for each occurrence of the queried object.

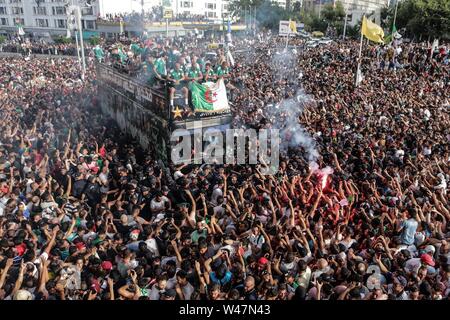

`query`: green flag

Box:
[190,80,230,112]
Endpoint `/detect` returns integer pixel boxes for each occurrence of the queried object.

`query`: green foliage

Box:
[0,35,6,45]
[322,1,345,23]
[89,36,101,46]
[54,35,72,44]
[303,13,327,33]
[384,0,450,39]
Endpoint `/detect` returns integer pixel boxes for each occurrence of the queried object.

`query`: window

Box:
[85,20,95,29]
[0,17,8,25]
[181,1,192,8]
[205,3,216,10]
[0,6,6,14]
[81,7,93,15]
[52,6,66,15]
[36,18,49,27]
[223,4,228,11]
[33,6,47,15]
[9,0,22,3]
[0,0,5,4]
[206,11,216,18]
[11,6,23,14]
[55,18,66,28]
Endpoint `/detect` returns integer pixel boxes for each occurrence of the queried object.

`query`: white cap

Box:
[14,289,32,300]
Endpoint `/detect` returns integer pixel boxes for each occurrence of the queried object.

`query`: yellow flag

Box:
[361,16,384,43]
[289,20,297,33]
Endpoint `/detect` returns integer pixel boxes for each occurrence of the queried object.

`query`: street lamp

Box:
[65,0,95,79]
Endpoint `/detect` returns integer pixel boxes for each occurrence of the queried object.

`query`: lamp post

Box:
[342,2,349,40]
[66,0,95,79]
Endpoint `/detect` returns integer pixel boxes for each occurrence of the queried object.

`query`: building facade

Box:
[0,0,100,37]
[302,0,389,26]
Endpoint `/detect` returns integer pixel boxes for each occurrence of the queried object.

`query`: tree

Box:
[89,36,101,46]
[228,0,266,18]
[394,0,450,39]
[0,35,6,45]
[303,13,328,33]
[322,1,345,24]
[54,35,72,44]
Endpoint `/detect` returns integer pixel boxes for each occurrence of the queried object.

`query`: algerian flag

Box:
[191,80,229,112]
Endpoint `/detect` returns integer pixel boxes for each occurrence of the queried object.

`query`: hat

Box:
[101,261,113,271]
[14,289,33,300]
[258,257,269,265]
[162,185,170,192]
[420,253,435,267]
[162,288,176,298]
[393,276,407,287]
[423,245,436,255]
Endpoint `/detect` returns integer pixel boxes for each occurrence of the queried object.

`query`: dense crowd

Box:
[0,32,449,301]
[0,39,90,57]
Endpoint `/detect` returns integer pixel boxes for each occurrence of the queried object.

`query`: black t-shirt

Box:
[72,179,87,198]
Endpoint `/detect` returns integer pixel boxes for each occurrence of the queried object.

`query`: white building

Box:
[302,0,389,26]
[98,0,231,20]
[0,0,100,37]
[339,0,389,26]
[164,0,230,19]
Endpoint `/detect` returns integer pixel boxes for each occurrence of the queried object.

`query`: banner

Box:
[279,20,297,36]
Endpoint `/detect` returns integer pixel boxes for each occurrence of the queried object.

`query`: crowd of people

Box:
[0,39,90,57]
[0,30,449,301]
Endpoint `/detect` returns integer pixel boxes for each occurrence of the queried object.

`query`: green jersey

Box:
[197,58,206,72]
[170,68,185,81]
[154,58,167,76]
[216,66,230,77]
[187,67,201,79]
[130,43,142,56]
[204,68,216,78]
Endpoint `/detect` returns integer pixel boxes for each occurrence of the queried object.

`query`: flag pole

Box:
[285,20,290,49]
[355,17,364,87]
[392,0,399,34]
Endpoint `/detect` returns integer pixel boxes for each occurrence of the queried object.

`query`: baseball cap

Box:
[258,257,269,265]
[420,253,435,267]
[101,261,113,271]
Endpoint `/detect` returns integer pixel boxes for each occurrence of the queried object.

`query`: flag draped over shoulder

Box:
[190,80,230,112]
[361,16,384,43]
